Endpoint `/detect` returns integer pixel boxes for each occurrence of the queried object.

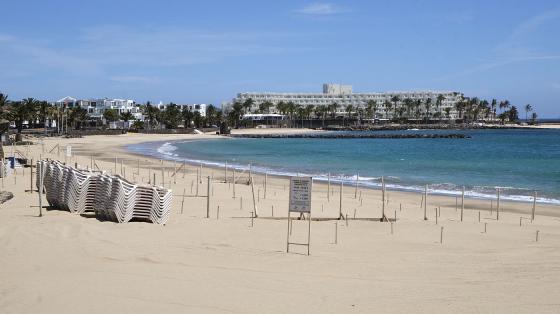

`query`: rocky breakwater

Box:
[227,133,470,139]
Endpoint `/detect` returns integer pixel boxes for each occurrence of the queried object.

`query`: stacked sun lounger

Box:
[36,160,172,224]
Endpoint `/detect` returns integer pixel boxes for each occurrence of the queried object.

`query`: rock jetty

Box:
[227,133,469,139]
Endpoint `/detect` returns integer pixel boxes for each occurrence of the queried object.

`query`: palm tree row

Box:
[234,94,535,125]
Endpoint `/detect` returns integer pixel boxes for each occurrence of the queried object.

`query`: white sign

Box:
[66,146,72,157]
[289,177,312,213]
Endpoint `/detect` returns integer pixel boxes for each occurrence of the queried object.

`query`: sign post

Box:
[286,176,312,255]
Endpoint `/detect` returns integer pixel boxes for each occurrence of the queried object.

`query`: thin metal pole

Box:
[497,188,500,221]
[232,167,236,198]
[382,176,385,219]
[38,162,43,217]
[424,184,428,220]
[264,172,267,199]
[327,172,331,201]
[206,176,211,218]
[339,181,343,219]
[461,186,465,221]
[354,172,358,199]
[532,190,537,221]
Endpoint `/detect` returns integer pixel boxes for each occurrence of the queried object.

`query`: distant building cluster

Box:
[55,97,207,120]
[232,83,463,120]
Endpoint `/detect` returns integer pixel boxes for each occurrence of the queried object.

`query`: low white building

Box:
[155,102,208,117]
[56,97,142,120]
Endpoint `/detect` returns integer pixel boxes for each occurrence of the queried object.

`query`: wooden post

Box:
[114,156,117,174]
[339,181,343,219]
[327,172,331,201]
[536,230,539,242]
[440,226,444,244]
[435,208,438,225]
[484,223,487,233]
[240,197,243,210]
[153,173,156,185]
[496,188,500,221]
[196,169,199,196]
[272,205,274,217]
[382,176,386,220]
[424,184,428,220]
[248,163,252,184]
[38,162,43,217]
[181,187,186,214]
[519,217,522,227]
[532,191,537,221]
[250,174,258,217]
[264,172,267,199]
[251,211,254,227]
[232,167,236,198]
[286,211,291,252]
[479,211,481,223]
[345,214,348,226]
[29,158,33,193]
[217,206,220,220]
[206,176,211,218]
[461,186,465,222]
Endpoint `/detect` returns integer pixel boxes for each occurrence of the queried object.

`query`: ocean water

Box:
[127,129,560,205]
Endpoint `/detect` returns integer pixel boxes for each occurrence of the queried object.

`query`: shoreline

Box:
[123,134,560,207]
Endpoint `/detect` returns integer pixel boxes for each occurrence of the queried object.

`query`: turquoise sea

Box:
[127,129,560,205]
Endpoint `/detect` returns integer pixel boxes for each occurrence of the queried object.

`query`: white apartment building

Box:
[232,84,463,120]
[56,97,142,120]
[155,102,208,117]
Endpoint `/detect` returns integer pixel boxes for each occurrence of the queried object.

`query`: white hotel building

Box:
[232,84,463,120]
[55,97,208,121]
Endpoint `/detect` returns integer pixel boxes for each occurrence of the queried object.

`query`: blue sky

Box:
[0,0,559,117]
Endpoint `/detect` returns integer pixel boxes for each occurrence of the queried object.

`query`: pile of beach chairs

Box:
[36,160,172,224]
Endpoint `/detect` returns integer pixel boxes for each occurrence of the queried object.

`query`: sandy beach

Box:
[1,129,560,313]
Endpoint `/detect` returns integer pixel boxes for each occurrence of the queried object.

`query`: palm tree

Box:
[390,95,400,119]
[530,112,538,124]
[499,100,511,113]
[0,93,10,158]
[329,102,339,119]
[183,106,196,128]
[490,99,497,120]
[68,107,89,130]
[444,107,451,121]
[424,98,432,123]
[436,94,445,123]
[258,101,273,114]
[366,100,377,122]
[242,98,254,114]
[345,104,354,125]
[403,98,414,121]
[524,104,533,122]
[383,100,392,120]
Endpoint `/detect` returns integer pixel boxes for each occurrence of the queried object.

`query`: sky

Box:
[0,0,559,117]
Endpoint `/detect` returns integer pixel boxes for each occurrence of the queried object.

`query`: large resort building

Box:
[232,84,464,120]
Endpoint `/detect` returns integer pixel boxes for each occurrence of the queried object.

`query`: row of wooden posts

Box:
[29,143,544,244]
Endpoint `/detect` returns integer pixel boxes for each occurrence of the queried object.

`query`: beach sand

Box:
[1,129,559,313]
